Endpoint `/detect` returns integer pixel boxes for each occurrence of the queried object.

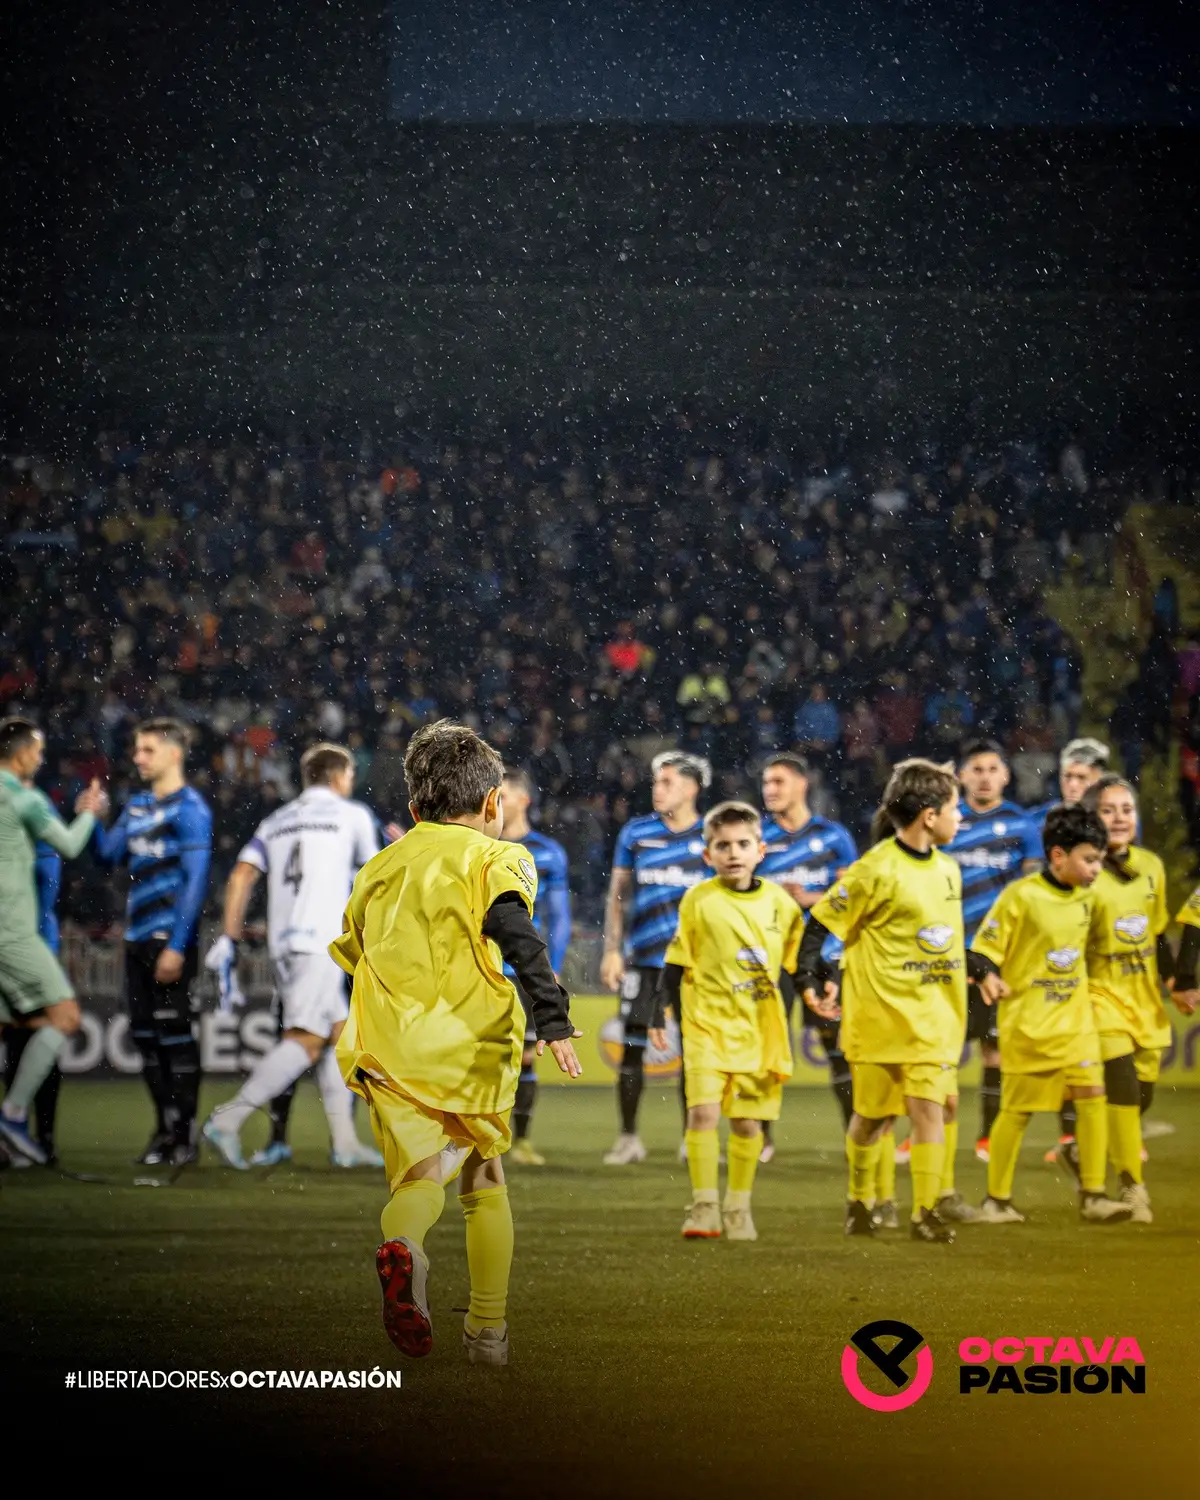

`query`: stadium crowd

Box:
[1,424,1195,925]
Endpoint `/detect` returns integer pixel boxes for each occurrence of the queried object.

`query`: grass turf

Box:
[2,1080,1198,1496]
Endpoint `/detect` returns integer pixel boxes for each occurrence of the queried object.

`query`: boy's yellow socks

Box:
[685,1128,720,1196]
[846,1137,881,1202]
[939,1118,958,1196]
[1107,1104,1143,1185]
[461,1185,514,1334]
[1074,1094,1108,1194]
[876,1131,896,1203]
[725,1131,761,1198]
[986,1110,1028,1202]
[909,1141,942,1219]
[381,1177,445,1250]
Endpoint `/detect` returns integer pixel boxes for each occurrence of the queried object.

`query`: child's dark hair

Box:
[1042,803,1108,860]
[874,758,959,835]
[702,800,762,842]
[405,720,504,823]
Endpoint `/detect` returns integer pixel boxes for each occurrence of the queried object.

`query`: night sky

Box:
[391,0,1197,123]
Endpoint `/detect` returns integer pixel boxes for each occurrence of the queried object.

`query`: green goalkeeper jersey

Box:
[0,769,94,941]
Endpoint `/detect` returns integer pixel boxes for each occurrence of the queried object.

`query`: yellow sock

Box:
[725,1130,761,1203]
[986,1110,1028,1201]
[686,1128,720,1198]
[938,1118,958,1196]
[909,1140,942,1220]
[380,1177,445,1250]
[461,1185,514,1334]
[846,1137,882,1202]
[876,1130,896,1203]
[1107,1103,1143,1185]
[1074,1095,1108,1193]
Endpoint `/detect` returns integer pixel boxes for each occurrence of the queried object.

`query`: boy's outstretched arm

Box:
[792,914,840,1019]
[648,964,681,1053]
[483,893,583,1077]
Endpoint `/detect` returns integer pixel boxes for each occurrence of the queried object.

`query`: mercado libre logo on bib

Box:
[916,924,954,955]
[1045,946,1081,973]
[841,1321,934,1411]
[1114,914,1149,945]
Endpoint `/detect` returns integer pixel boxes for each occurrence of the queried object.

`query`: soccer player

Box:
[201,743,384,1170]
[331,721,581,1366]
[796,759,981,1244]
[600,751,710,1165]
[92,719,213,1166]
[945,739,1041,1172]
[500,768,571,1166]
[1080,775,1184,1224]
[0,718,105,1164]
[758,752,856,1159]
[651,802,803,1241]
[971,804,1132,1223]
[1027,737,1112,831]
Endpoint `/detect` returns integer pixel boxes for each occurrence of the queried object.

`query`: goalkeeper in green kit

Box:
[0,717,107,1163]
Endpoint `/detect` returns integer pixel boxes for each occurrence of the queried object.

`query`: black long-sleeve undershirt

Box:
[482,893,574,1042]
[1178,925,1200,990]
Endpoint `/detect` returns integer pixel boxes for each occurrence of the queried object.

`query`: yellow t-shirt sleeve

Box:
[811,860,876,941]
[971,888,1016,969]
[780,892,804,973]
[664,890,696,968]
[484,842,539,917]
[1177,886,1200,930]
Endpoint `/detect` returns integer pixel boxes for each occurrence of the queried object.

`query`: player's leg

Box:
[681,1089,722,1238]
[125,941,176,1158]
[1045,1097,1077,1164]
[319,1017,383,1168]
[0,939,80,1164]
[154,947,202,1164]
[903,1068,956,1242]
[724,1074,776,1241]
[510,980,544,1165]
[759,974,795,1161]
[935,1088,979,1222]
[605,969,653,1164]
[459,1148,512,1364]
[872,1122,899,1229]
[980,1067,1036,1222]
[1134,1047,1165,1155]
[844,1063,895,1235]
[1104,1041,1151,1222]
[965,984,1000,1158]
[205,1025,320,1169]
[3,1023,62,1162]
[250,991,295,1165]
[1067,1069,1133,1222]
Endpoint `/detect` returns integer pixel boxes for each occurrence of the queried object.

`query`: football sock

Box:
[4,1029,61,1147]
[909,1140,942,1220]
[315,1046,359,1156]
[130,1024,172,1134]
[725,1131,761,1199]
[381,1177,445,1250]
[846,1137,881,1203]
[1,1026,65,1118]
[1059,1099,1077,1137]
[1138,1080,1155,1115]
[1107,1104,1143,1185]
[938,1118,959,1196]
[618,1038,646,1135]
[1074,1095,1108,1194]
[461,1184,513,1334]
[686,1127,720,1198]
[162,1031,201,1143]
[876,1130,896,1203]
[827,1046,854,1128]
[215,1038,311,1135]
[987,1109,1029,1201]
[513,1066,537,1141]
[980,1066,1002,1138]
[268,1083,295,1145]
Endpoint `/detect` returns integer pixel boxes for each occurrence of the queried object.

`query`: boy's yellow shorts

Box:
[1098,1031,1161,1083]
[684,1063,783,1121]
[359,1076,512,1193]
[851,1061,958,1120]
[1001,1060,1103,1114]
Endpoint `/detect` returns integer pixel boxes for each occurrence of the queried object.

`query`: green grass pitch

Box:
[2,1081,1197,1496]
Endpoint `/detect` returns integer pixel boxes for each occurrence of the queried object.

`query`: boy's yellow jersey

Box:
[665,876,803,1078]
[971,873,1098,1073]
[1086,846,1170,1050]
[331,821,537,1116]
[1177,885,1200,929]
[811,838,966,1065]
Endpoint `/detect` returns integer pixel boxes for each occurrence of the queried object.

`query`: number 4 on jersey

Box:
[283,839,304,893]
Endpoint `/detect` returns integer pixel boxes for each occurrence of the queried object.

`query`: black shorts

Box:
[966,983,999,1046]
[618,966,663,1031]
[125,940,199,1031]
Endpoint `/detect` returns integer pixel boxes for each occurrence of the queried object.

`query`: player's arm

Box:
[600,866,633,991]
[91,801,132,865]
[792,914,839,1019]
[969,896,1013,1004]
[649,964,682,1052]
[545,846,572,975]
[158,802,212,983]
[1170,922,1200,1014]
[482,893,582,1077]
[19,784,98,861]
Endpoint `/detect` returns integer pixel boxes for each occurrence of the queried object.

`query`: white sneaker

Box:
[463,1322,509,1367]
[331,1141,385,1169]
[202,1117,247,1171]
[681,1199,722,1238]
[977,1195,1026,1224]
[936,1191,981,1223]
[723,1206,758,1241]
[1080,1192,1134,1223]
[603,1133,647,1165]
[1119,1179,1153,1223]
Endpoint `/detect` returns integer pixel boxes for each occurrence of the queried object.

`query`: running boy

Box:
[651,802,803,1242]
[331,722,582,1367]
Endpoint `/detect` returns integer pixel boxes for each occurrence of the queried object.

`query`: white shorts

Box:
[271,952,349,1039]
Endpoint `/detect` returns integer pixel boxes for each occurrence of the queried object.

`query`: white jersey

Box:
[238,787,380,958]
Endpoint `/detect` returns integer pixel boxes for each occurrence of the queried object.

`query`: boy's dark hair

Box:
[703,800,762,842]
[764,752,810,778]
[137,717,192,753]
[0,717,41,761]
[501,766,534,796]
[878,758,959,833]
[405,720,504,823]
[1042,803,1108,861]
[958,737,1006,767]
[300,742,354,789]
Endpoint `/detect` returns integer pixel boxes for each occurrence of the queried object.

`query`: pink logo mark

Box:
[842,1320,935,1411]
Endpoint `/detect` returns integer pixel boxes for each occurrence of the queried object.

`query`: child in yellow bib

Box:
[332,722,581,1366]
[652,802,803,1243]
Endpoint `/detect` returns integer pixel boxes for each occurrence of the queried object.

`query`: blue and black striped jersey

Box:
[505,828,572,974]
[93,786,213,950]
[612,814,707,969]
[946,799,1042,942]
[760,814,857,964]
